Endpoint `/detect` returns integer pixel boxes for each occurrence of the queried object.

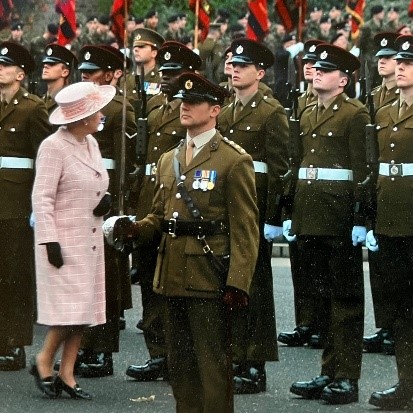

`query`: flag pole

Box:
[298,0,303,42]
[194,0,200,50]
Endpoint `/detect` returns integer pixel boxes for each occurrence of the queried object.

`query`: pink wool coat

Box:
[32,127,109,326]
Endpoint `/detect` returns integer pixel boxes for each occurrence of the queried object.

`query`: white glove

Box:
[366,230,379,252]
[282,219,297,242]
[102,215,135,246]
[263,224,283,242]
[286,42,304,58]
[29,211,35,228]
[349,45,360,57]
[351,225,367,246]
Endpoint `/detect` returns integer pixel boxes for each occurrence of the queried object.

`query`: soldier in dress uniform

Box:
[41,44,78,117]
[106,71,259,413]
[124,28,164,105]
[55,45,136,377]
[0,42,52,370]
[363,31,399,355]
[218,38,289,394]
[287,44,369,404]
[278,39,326,349]
[366,35,413,410]
[7,21,28,49]
[125,41,202,382]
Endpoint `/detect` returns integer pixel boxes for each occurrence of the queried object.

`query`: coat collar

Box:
[309,93,344,130]
[0,87,26,122]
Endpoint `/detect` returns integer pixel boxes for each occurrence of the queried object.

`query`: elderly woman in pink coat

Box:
[31,82,116,400]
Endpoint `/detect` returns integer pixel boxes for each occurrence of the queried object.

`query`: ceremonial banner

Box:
[189,0,210,42]
[55,0,76,46]
[247,0,269,42]
[110,0,132,45]
[345,0,365,40]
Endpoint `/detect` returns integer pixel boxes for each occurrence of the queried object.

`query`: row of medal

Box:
[192,169,217,191]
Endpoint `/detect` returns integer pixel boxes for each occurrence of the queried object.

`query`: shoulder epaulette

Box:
[222,137,247,154]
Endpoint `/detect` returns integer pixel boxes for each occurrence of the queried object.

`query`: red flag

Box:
[110,0,132,45]
[275,0,306,34]
[189,0,210,42]
[409,0,413,18]
[55,0,76,46]
[345,0,365,40]
[246,0,269,42]
[0,0,13,31]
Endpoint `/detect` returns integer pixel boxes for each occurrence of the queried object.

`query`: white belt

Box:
[298,167,353,181]
[145,163,157,176]
[379,162,413,177]
[0,156,33,169]
[102,158,116,170]
[253,161,268,174]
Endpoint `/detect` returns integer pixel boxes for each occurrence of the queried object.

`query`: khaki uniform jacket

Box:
[124,68,162,106]
[298,89,317,116]
[292,93,370,236]
[375,100,413,236]
[0,87,51,219]
[218,90,289,225]
[371,84,399,112]
[137,132,259,298]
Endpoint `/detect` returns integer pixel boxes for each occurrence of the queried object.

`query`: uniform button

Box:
[312,133,316,138]
[95,172,100,177]
[10,127,15,132]
[307,181,312,185]
[391,177,395,181]
[154,146,158,151]
[376,125,381,130]
[97,191,101,196]
[151,177,155,182]
[309,164,314,168]
[393,127,398,131]
[328,132,332,136]
[176,193,181,199]
[180,175,186,181]
[390,143,395,148]
[92,228,96,233]
[172,130,176,135]
[391,160,395,164]
[92,246,96,250]
[160,184,164,189]
[229,129,234,134]
[246,126,251,130]
[156,132,161,136]
[310,149,315,153]
[172,212,179,218]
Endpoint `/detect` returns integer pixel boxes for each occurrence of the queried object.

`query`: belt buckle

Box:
[389,164,402,176]
[168,218,177,238]
[151,165,157,175]
[306,167,318,180]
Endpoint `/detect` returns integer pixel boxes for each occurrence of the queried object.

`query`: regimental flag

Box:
[247,0,269,42]
[189,0,211,42]
[275,0,306,34]
[409,0,413,18]
[345,0,365,40]
[55,0,76,46]
[110,0,132,45]
[0,0,13,30]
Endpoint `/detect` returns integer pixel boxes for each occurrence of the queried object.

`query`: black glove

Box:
[93,192,112,217]
[45,242,64,268]
[222,286,249,310]
[113,217,139,249]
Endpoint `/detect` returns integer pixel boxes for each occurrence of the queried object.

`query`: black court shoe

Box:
[29,359,60,398]
[54,376,93,400]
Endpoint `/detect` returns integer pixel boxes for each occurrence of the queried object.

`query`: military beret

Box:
[11,21,23,31]
[133,28,164,49]
[320,16,331,24]
[388,6,399,13]
[0,41,35,74]
[174,72,230,105]
[303,39,325,61]
[158,41,202,71]
[310,6,322,13]
[371,5,384,16]
[43,43,78,68]
[313,43,360,74]
[177,12,187,19]
[47,23,59,35]
[145,10,158,19]
[135,16,144,24]
[330,4,342,11]
[374,32,399,57]
[281,34,296,44]
[167,14,179,24]
[334,21,350,31]
[394,35,413,60]
[78,45,124,71]
[218,8,231,19]
[98,15,110,25]
[86,16,98,23]
[230,38,274,69]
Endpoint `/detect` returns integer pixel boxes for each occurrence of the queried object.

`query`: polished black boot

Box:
[0,347,26,371]
[136,318,144,331]
[78,352,114,378]
[363,329,393,353]
[382,337,395,355]
[233,363,266,394]
[278,325,312,346]
[308,332,325,349]
[126,356,168,381]
[369,382,413,409]
[321,379,359,404]
[53,348,93,374]
[290,375,332,399]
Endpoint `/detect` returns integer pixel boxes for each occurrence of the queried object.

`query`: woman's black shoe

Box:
[54,375,93,400]
[29,360,60,398]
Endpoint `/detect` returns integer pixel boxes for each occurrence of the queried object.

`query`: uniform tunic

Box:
[32,127,109,326]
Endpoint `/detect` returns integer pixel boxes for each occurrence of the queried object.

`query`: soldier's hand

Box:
[366,230,379,252]
[222,287,249,310]
[93,192,112,217]
[352,225,367,246]
[264,224,283,242]
[45,242,64,268]
[282,220,297,242]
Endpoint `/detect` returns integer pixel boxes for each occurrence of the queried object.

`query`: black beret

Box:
[313,43,360,74]
[374,32,399,57]
[11,21,23,31]
[158,41,202,71]
[145,10,158,19]
[174,72,230,105]
[387,6,399,13]
[47,23,58,35]
[98,15,110,25]
[320,16,331,24]
[230,38,274,69]
[43,43,78,68]
[371,5,384,16]
[167,14,179,23]
[0,41,35,74]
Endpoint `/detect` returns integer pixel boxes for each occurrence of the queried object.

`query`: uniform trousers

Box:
[0,219,35,351]
[375,235,413,380]
[166,297,233,413]
[297,235,364,379]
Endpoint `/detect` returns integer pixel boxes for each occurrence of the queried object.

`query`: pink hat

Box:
[49,82,116,125]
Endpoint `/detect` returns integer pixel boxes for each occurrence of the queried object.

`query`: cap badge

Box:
[164,51,171,61]
[46,47,53,56]
[236,45,243,55]
[320,50,328,60]
[402,41,410,51]
[84,51,91,61]
[380,38,388,47]
[309,45,316,52]
[333,104,338,111]
[136,33,141,40]
[185,79,193,90]
[1,47,8,55]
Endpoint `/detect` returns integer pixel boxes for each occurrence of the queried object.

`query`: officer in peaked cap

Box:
[78,45,125,72]
[302,39,325,62]
[230,37,274,69]
[133,28,164,50]
[125,40,203,383]
[394,34,413,60]
[362,30,399,357]
[313,43,360,74]
[0,41,35,74]
[43,43,78,68]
